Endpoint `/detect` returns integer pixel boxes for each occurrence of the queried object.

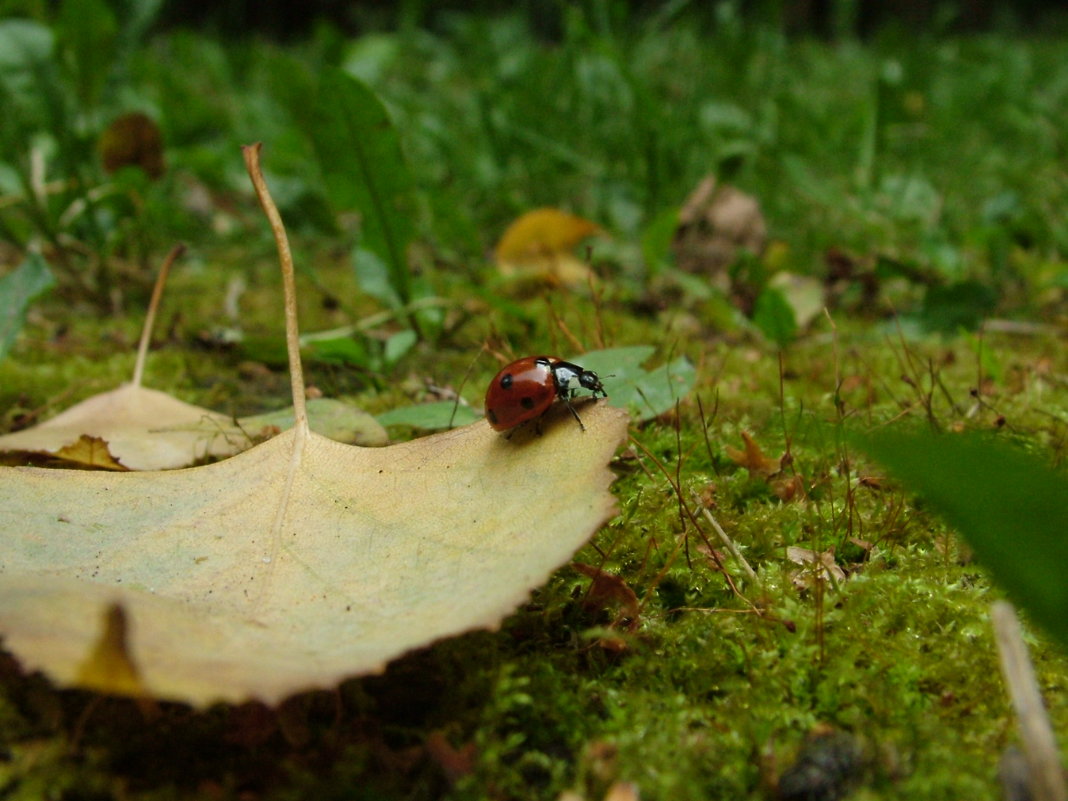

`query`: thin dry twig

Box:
[132,243,186,388]
[991,600,1067,801]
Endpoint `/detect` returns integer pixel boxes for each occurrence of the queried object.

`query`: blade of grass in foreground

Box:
[856,429,1068,649]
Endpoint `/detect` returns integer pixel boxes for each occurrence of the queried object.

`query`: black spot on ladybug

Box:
[500,374,514,390]
[487,409,498,425]
[520,396,536,410]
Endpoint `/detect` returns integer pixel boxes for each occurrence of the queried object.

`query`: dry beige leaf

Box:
[672,175,766,281]
[0,383,239,470]
[0,245,244,471]
[0,389,390,470]
[0,402,627,705]
[0,144,628,708]
[786,545,847,589]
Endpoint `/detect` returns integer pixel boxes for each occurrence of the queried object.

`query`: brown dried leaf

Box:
[672,175,766,282]
[786,546,847,589]
[725,430,783,478]
[573,563,640,633]
[99,112,165,179]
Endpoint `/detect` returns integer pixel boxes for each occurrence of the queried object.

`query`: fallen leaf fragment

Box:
[0,402,628,705]
[1,434,129,471]
[425,731,477,784]
[672,174,766,289]
[495,207,603,286]
[76,603,146,698]
[573,563,640,634]
[725,431,783,478]
[786,546,847,589]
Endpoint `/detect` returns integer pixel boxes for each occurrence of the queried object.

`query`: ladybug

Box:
[485,356,607,432]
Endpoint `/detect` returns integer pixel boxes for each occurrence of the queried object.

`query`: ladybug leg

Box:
[563,396,587,432]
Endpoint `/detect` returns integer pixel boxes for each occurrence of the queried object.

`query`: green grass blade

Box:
[856,429,1068,647]
[311,68,416,307]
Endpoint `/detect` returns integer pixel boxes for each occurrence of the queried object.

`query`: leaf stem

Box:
[242,143,309,437]
[132,243,185,389]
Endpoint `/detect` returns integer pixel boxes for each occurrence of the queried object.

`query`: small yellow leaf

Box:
[53,434,129,471]
[494,208,603,285]
[76,603,147,697]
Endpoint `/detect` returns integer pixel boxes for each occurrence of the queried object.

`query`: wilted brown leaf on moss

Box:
[786,546,847,589]
[725,430,783,478]
[494,207,603,286]
[573,562,640,634]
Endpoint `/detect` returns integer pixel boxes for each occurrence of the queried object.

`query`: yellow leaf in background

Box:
[494,207,603,286]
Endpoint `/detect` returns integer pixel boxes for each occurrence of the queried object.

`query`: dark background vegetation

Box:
[154,0,1068,39]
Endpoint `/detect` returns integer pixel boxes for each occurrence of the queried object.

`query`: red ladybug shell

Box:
[485,355,607,432]
[485,356,557,431]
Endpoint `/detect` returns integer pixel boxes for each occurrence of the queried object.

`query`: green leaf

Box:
[640,206,678,276]
[377,401,480,430]
[304,335,372,367]
[0,20,54,87]
[752,287,797,347]
[920,281,997,333]
[57,0,119,109]
[311,69,417,306]
[352,246,402,309]
[0,252,55,361]
[578,346,695,422]
[855,429,1068,648]
[383,329,417,365]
